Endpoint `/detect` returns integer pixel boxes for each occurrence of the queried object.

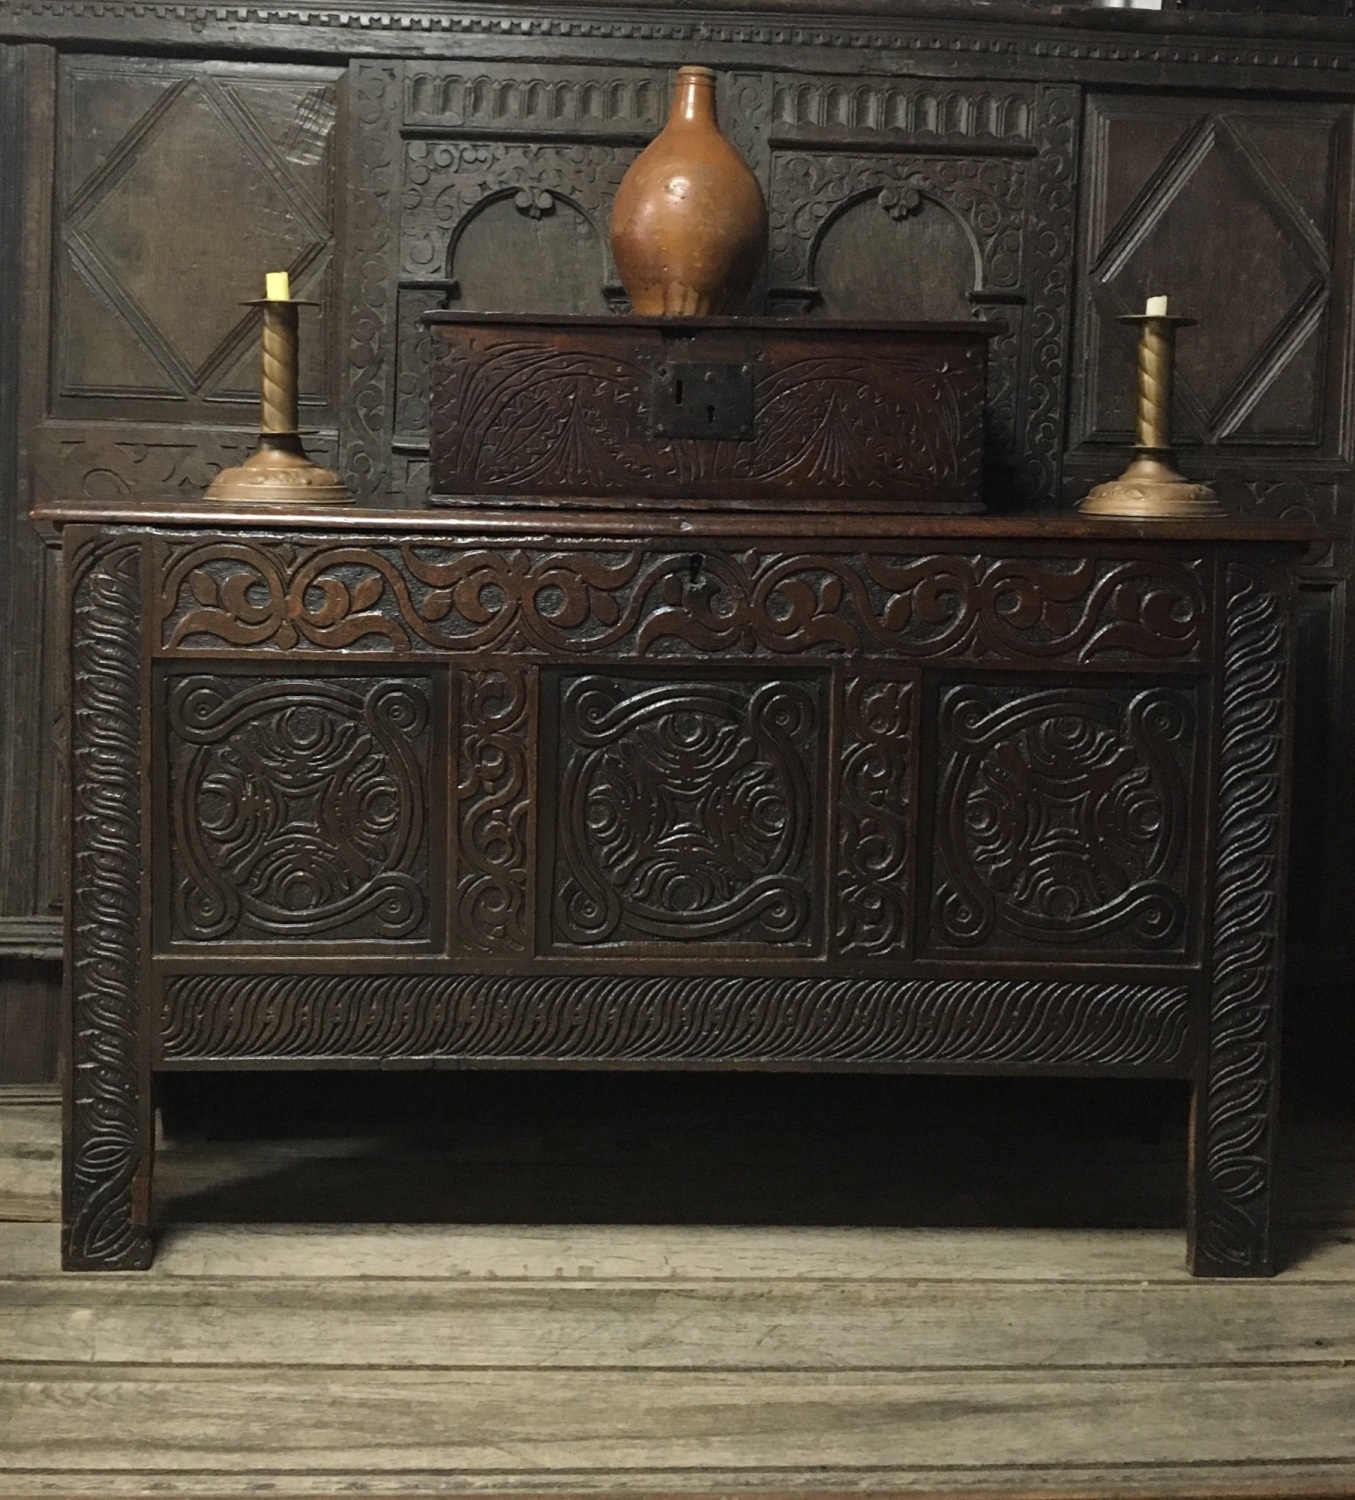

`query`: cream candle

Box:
[265,270,291,301]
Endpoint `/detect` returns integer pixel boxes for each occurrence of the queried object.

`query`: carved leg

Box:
[1188,559,1293,1278]
[63,533,153,1271]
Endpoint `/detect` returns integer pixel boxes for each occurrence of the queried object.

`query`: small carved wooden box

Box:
[40,499,1307,1278]
[424,314,996,512]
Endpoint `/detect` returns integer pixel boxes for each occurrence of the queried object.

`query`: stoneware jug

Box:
[610,66,768,316]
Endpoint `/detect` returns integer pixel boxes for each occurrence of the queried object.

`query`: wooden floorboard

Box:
[2,1093,1354,1496]
[4,1364,1355,1473]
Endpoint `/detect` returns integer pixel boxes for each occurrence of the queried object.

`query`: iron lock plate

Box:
[650,360,756,441]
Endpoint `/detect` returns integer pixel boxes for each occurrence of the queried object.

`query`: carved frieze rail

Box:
[159,971,1195,1071]
[158,538,1210,664]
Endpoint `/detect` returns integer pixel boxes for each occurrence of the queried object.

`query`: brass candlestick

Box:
[1079,312,1222,520]
[205,296,352,506]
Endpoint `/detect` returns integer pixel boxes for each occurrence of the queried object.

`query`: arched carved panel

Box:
[811,191,976,321]
[448,191,607,314]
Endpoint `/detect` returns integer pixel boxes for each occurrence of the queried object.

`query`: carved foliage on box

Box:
[66,534,150,1270]
[166,674,433,943]
[931,686,1194,954]
[549,675,821,949]
[160,541,1210,667]
[160,971,1192,1071]
[456,667,531,955]
[836,673,915,958]
[1193,562,1290,1275]
[430,340,983,503]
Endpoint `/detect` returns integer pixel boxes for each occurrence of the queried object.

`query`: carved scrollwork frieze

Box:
[159,971,1193,1071]
[158,539,1210,666]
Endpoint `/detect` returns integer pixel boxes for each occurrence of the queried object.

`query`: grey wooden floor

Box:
[2,1072,1355,1497]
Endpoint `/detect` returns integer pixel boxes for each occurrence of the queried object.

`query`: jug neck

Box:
[670,67,718,128]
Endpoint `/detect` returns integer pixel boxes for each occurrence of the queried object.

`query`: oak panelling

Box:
[0,962,60,1089]
[28,55,345,520]
[1074,95,1349,456]
[53,56,341,425]
[766,79,1077,507]
[0,45,63,1084]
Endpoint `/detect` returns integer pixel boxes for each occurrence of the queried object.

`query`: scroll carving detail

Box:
[456,668,531,954]
[550,675,820,948]
[836,674,914,957]
[66,535,150,1270]
[160,972,1193,1070]
[160,541,1208,666]
[166,675,432,943]
[1192,562,1290,1276]
[931,685,1194,953]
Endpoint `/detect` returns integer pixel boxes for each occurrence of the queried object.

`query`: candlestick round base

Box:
[1078,453,1223,520]
[205,435,353,506]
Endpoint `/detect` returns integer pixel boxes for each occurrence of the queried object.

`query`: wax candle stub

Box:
[265,271,291,301]
[1145,295,1169,316]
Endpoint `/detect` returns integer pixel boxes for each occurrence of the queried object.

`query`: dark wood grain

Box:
[41,508,1303,1273]
[0,0,1348,1172]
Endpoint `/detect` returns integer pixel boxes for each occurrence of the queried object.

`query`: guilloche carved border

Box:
[159,971,1193,1070]
[160,540,1210,666]
[1190,560,1291,1277]
[64,533,152,1270]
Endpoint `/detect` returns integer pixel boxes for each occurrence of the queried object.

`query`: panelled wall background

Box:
[1,1,1354,1094]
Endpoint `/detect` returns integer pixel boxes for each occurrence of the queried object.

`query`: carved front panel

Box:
[926,684,1197,957]
[543,672,824,952]
[162,672,442,946]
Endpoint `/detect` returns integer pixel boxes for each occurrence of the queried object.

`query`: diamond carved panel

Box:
[1077,98,1343,451]
[55,58,340,419]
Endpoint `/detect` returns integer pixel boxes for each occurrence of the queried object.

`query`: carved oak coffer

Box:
[39,499,1308,1278]
[424,314,997,511]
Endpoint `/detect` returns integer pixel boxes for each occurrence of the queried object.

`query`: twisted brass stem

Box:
[1136,317,1174,451]
[260,302,299,434]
